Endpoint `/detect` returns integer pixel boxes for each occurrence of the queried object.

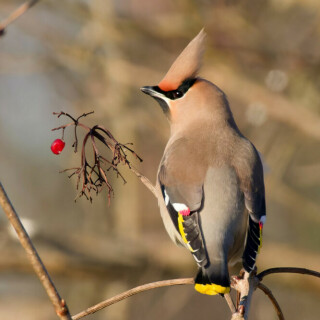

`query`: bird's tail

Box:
[194,265,230,295]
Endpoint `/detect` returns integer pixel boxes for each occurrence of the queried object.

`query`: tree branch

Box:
[70,265,320,320]
[224,293,236,314]
[230,271,259,320]
[257,283,284,320]
[129,165,158,199]
[0,0,41,36]
[257,267,320,281]
[0,182,72,320]
[72,278,194,320]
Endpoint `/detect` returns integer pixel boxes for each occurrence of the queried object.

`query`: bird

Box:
[140,29,266,296]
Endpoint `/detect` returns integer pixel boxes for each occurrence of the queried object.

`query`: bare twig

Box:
[0,0,41,36]
[257,283,285,320]
[72,278,194,320]
[72,277,237,320]
[257,267,320,280]
[230,271,259,320]
[230,266,320,320]
[225,293,236,314]
[71,264,320,320]
[0,182,72,320]
[52,111,143,203]
[129,165,158,198]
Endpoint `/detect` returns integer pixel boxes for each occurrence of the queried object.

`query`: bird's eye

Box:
[173,90,183,99]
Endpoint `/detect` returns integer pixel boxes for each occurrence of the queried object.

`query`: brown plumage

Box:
[158,29,206,91]
[141,29,266,295]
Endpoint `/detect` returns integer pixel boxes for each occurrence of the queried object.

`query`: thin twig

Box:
[72,278,194,320]
[231,268,286,320]
[71,264,320,320]
[257,283,285,320]
[224,293,236,314]
[129,165,158,199]
[52,111,144,203]
[257,267,320,281]
[0,0,41,35]
[230,271,259,320]
[0,182,72,320]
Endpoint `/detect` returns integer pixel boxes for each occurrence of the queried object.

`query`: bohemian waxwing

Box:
[141,29,266,296]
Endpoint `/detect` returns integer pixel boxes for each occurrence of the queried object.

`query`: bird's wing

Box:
[158,162,208,267]
[235,140,266,272]
[242,215,263,272]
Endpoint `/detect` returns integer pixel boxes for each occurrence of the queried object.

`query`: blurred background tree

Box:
[0,0,319,319]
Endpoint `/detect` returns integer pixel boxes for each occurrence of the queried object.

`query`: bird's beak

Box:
[140,85,170,115]
[140,86,158,97]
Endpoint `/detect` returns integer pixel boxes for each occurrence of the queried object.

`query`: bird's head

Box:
[141,29,207,121]
[141,29,235,133]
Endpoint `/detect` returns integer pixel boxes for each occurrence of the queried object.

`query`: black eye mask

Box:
[155,78,197,100]
[141,78,198,116]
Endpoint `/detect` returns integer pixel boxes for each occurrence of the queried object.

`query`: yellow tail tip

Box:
[195,283,230,295]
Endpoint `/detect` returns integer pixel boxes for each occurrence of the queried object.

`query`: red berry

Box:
[51,139,65,155]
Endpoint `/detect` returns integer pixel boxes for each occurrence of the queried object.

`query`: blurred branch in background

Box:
[212,65,320,141]
[0,0,41,36]
[0,1,320,320]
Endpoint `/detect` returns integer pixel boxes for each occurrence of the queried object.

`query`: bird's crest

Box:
[158,29,206,91]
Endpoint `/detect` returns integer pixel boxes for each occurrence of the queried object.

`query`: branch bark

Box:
[0,182,72,320]
[70,265,320,320]
[230,271,259,320]
[257,283,284,320]
[129,165,159,198]
[72,278,194,320]
[225,293,236,314]
[257,267,320,280]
